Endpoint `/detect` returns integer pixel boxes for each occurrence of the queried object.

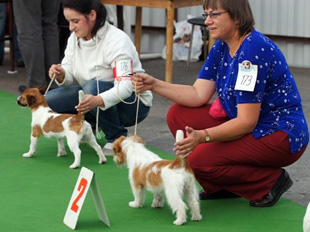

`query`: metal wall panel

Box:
[249,0,310,37]
[117,1,310,68]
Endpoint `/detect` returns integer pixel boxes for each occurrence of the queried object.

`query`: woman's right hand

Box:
[49,64,65,83]
[131,73,155,93]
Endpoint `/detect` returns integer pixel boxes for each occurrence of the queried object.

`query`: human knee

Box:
[167,104,184,135]
[82,80,113,95]
[82,80,98,95]
[45,89,60,108]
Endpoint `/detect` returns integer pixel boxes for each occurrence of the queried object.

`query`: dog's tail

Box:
[76,90,85,119]
[174,130,192,169]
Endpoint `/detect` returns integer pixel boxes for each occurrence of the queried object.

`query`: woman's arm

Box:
[207,103,261,141]
[134,73,216,107]
[175,103,261,156]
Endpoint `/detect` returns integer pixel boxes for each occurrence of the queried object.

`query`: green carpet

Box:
[0,90,307,231]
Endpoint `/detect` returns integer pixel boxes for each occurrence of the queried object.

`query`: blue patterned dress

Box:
[198,30,309,154]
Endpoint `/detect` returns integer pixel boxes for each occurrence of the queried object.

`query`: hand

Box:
[173,126,205,158]
[131,73,155,93]
[49,64,65,83]
[75,94,104,114]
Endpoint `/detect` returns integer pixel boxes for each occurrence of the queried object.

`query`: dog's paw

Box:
[129,201,143,208]
[191,214,202,221]
[22,153,33,158]
[99,156,107,164]
[69,163,80,169]
[173,218,186,226]
[151,200,164,208]
[57,150,67,157]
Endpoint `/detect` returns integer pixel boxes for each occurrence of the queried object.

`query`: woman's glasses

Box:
[202,11,227,19]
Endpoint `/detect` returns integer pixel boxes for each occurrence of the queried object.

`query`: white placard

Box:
[63,167,110,230]
[235,60,258,92]
[113,60,133,80]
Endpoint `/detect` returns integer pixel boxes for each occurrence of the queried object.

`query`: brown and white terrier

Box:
[17,87,106,169]
[112,135,202,225]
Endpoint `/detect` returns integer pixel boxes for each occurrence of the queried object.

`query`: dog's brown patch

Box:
[172,156,194,174]
[43,115,72,133]
[133,167,147,190]
[133,165,163,189]
[147,168,163,187]
[131,135,144,144]
[69,114,84,134]
[32,125,43,137]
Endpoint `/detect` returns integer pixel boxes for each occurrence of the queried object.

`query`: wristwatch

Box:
[204,129,211,142]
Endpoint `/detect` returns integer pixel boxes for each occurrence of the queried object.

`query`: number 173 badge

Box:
[235,60,258,92]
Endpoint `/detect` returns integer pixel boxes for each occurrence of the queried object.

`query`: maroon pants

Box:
[167,104,306,201]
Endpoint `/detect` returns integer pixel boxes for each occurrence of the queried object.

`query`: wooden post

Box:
[134,7,142,56]
[165,2,174,83]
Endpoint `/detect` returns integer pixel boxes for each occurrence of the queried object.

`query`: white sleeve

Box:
[98,79,133,110]
[58,34,76,86]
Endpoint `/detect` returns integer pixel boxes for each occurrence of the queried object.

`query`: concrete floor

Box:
[1,56,309,207]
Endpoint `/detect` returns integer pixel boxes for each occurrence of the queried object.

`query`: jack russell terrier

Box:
[17,87,106,169]
[112,135,202,225]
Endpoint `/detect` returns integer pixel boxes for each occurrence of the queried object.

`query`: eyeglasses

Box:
[202,11,227,19]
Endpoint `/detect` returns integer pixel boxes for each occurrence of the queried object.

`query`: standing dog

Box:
[112,135,202,225]
[17,87,106,169]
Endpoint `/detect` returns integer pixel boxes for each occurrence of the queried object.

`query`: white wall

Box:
[249,0,310,38]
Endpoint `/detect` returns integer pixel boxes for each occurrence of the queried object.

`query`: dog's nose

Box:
[16,96,23,106]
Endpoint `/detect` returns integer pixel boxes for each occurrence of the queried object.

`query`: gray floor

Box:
[1,56,309,207]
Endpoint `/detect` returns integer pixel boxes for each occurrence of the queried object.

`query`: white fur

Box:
[304,202,310,232]
[113,136,202,225]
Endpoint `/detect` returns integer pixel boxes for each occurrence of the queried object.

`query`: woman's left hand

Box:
[75,94,104,114]
[173,126,205,158]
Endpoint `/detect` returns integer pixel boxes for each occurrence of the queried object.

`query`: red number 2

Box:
[71,178,88,213]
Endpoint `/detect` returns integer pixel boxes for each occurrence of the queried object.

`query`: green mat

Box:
[0,90,307,231]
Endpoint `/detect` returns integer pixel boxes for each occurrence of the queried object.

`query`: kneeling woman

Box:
[47,0,152,154]
[132,0,309,207]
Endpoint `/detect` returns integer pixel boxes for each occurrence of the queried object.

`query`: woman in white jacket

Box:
[47,0,152,154]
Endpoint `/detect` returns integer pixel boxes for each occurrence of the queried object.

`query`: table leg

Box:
[134,7,142,56]
[165,4,174,83]
[116,6,124,30]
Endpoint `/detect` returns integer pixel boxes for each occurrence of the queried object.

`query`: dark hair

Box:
[62,0,107,37]
[203,0,255,36]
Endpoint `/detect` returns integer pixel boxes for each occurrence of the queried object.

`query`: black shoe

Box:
[199,189,240,200]
[15,59,25,68]
[18,85,27,93]
[250,169,293,207]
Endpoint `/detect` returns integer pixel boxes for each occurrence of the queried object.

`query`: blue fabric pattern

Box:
[198,30,309,154]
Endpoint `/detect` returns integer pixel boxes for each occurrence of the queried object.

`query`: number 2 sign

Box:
[70,177,88,213]
[63,167,110,230]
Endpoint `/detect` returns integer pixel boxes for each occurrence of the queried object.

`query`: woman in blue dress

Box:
[132,0,309,207]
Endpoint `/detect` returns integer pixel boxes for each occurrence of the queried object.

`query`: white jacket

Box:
[59,22,152,110]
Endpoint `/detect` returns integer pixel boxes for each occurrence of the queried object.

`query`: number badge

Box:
[235,60,258,92]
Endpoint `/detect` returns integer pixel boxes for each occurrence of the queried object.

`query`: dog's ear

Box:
[26,95,36,107]
[112,136,126,154]
[38,87,47,95]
